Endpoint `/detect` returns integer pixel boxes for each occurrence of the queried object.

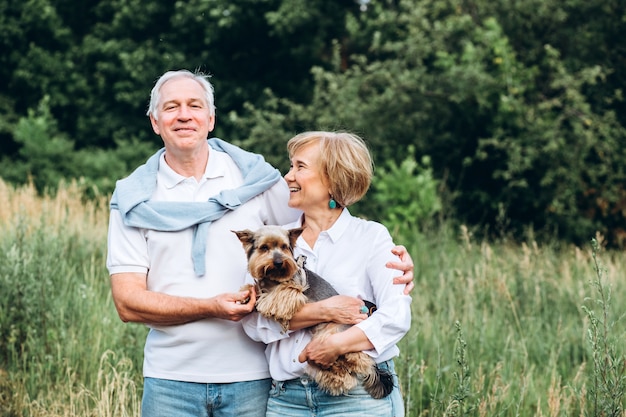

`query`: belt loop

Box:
[273,379,285,392]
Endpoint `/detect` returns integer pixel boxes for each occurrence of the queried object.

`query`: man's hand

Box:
[388,245,414,295]
[211,287,257,322]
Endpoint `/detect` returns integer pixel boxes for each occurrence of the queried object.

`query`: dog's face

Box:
[233,226,303,284]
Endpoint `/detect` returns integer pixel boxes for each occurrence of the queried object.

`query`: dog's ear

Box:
[232,229,255,252]
[288,227,304,248]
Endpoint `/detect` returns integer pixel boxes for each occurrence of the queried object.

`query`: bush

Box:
[366,146,441,233]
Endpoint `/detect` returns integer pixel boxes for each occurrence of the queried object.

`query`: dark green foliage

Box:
[1,0,625,245]
[0,96,155,195]
[4,96,77,192]
[236,0,626,245]
[0,0,356,153]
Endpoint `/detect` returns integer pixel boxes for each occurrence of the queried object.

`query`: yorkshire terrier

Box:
[233,225,394,399]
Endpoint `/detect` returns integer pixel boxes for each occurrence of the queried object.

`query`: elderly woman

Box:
[243,131,412,417]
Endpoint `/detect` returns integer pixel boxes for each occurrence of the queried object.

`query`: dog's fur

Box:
[233,225,394,399]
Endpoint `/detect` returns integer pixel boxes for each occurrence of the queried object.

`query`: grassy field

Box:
[0,179,624,416]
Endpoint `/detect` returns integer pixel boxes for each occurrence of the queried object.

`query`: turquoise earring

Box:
[329,197,337,209]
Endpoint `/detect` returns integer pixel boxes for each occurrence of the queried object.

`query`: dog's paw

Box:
[238,284,255,304]
[257,285,307,322]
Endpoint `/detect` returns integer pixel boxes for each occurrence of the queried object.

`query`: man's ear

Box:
[149,114,160,135]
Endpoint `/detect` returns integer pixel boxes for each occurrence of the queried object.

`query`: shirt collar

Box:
[322,208,352,243]
[158,149,226,189]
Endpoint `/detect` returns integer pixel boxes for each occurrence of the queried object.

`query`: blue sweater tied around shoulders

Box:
[110,138,281,276]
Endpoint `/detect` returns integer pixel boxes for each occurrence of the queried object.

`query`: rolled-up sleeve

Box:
[357,294,412,357]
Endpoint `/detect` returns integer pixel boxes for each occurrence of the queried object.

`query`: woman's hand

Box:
[288,295,367,331]
[298,333,341,368]
[298,326,374,368]
[320,295,369,325]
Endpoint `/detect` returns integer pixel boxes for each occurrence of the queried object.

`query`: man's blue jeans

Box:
[141,377,271,417]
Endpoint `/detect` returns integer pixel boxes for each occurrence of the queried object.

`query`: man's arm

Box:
[110,272,256,325]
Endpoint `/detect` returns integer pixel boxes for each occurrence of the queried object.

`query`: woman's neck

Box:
[301,208,343,248]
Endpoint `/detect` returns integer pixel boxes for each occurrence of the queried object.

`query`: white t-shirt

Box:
[242,209,412,381]
[107,148,300,383]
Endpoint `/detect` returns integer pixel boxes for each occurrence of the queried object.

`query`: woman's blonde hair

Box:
[287,131,373,207]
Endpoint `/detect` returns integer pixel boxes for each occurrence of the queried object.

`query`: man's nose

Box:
[177,105,192,119]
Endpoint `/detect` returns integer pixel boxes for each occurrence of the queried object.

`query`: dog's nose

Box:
[272,253,284,267]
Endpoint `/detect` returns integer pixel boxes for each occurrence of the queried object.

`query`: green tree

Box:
[0,0,362,157]
[2,0,625,245]
[0,96,77,192]
[234,0,626,244]
[0,0,74,156]
[0,96,155,195]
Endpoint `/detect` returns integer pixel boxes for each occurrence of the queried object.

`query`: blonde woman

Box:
[244,131,411,417]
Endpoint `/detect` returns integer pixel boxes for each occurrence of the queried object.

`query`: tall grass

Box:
[394,224,625,416]
[0,179,144,416]
[0,179,624,416]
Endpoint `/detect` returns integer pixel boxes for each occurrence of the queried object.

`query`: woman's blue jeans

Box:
[266,360,404,417]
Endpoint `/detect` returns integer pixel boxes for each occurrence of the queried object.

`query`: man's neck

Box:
[163,142,210,180]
